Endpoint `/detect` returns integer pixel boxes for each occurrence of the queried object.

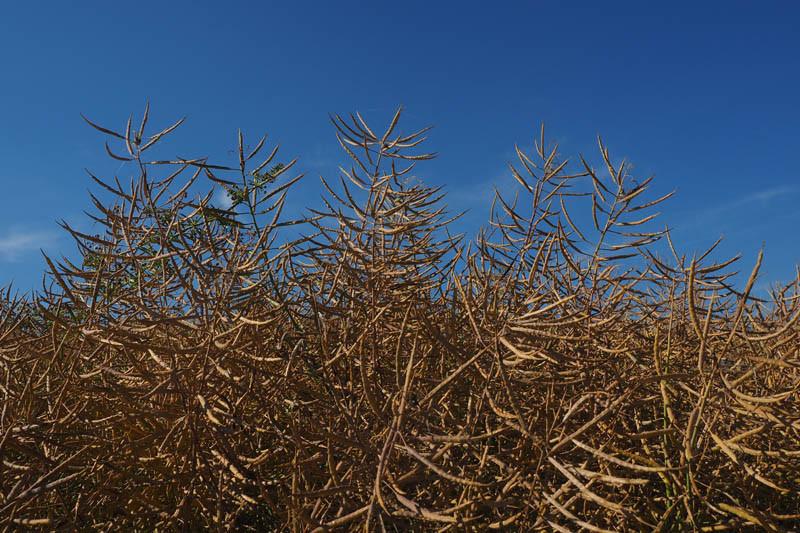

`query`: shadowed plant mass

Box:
[1,105,799,531]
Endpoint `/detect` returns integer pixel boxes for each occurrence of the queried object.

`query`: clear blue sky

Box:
[1,1,798,293]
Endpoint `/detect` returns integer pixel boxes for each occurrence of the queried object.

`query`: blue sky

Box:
[1,1,798,293]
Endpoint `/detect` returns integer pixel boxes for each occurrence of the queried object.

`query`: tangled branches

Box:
[1,105,799,531]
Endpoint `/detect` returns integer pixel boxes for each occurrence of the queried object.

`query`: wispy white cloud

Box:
[751,186,797,203]
[669,184,800,252]
[706,185,799,217]
[213,188,234,210]
[0,229,58,262]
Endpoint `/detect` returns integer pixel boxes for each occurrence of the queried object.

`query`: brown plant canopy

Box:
[1,106,799,531]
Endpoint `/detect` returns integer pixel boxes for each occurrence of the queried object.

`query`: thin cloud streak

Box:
[671,185,799,237]
[665,184,800,267]
[213,188,234,210]
[704,185,799,218]
[0,229,58,261]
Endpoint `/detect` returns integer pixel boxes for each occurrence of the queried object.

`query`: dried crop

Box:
[1,105,799,531]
